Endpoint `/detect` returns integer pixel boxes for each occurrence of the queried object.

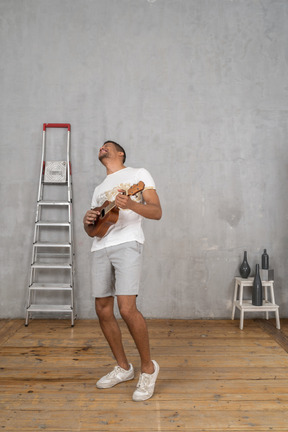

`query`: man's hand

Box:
[83,209,100,226]
[115,189,132,210]
[115,188,162,220]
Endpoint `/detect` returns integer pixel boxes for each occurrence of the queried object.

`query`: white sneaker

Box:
[132,360,160,401]
[96,364,134,389]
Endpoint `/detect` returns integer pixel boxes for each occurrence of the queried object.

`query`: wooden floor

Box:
[1,318,288,431]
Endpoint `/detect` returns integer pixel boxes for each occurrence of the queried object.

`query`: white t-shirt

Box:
[90,167,156,251]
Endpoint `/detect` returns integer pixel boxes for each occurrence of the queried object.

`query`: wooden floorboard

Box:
[0,318,288,431]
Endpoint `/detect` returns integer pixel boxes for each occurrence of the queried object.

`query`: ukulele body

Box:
[86,202,119,238]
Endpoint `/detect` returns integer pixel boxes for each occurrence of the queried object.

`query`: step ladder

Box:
[25,123,75,326]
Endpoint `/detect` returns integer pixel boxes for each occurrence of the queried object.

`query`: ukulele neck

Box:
[104,190,128,215]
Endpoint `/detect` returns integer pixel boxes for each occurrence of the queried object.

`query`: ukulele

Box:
[86,181,145,238]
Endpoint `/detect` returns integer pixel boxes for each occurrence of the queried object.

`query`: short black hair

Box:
[104,140,126,163]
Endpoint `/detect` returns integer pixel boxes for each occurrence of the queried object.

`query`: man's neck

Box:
[104,161,126,175]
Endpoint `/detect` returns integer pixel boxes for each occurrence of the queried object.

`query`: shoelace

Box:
[106,366,123,378]
[137,373,150,390]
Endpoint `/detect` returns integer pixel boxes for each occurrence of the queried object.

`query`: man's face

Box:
[98,142,116,161]
[98,142,124,163]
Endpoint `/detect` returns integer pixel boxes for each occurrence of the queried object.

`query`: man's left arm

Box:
[115,188,162,220]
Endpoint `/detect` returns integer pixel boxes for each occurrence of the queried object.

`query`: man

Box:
[83,140,162,402]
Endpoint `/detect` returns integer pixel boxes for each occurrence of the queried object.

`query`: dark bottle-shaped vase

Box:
[261,249,269,269]
[252,264,263,306]
[239,251,251,278]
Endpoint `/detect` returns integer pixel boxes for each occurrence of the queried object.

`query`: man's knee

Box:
[118,298,138,322]
[95,297,114,320]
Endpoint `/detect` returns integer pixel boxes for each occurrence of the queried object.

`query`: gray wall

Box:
[1,0,288,319]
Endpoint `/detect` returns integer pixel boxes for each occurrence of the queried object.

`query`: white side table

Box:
[231,277,280,330]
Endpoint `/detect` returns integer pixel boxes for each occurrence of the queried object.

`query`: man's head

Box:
[99,140,126,164]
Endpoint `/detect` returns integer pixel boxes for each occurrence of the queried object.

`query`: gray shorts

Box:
[91,241,143,298]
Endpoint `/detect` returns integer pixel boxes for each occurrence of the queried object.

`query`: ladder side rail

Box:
[28,269,36,306]
[69,267,73,293]
[67,129,72,202]
[32,222,39,243]
[31,241,37,269]
[68,225,72,245]
[67,202,71,224]
[66,126,73,289]
[29,266,35,287]
[32,225,38,258]
[70,264,75,326]
[30,124,45,308]
[37,127,46,202]
[69,206,75,320]
[71,266,74,310]
[67,129,74,320]
[68,228,73,264]
[35,202,40,223]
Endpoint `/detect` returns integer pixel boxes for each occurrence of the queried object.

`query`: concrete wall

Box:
[1,0,288,319]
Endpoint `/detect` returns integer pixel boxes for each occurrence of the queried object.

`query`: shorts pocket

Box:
[130,241,143,255]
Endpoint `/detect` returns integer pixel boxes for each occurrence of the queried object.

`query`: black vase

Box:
[252,264,263,306]
[261,249,269,269]
[239,251,251,278]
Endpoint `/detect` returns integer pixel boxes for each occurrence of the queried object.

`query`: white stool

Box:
[231,277,280,330]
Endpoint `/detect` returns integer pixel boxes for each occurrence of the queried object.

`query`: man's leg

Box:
[117,295,154,374]
[95,296,130,370]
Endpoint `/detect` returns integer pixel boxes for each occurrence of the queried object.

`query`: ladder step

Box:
[36,221,70,227]
[33,253,70,258]
[31,262,71,269]
[42,180,68,185]
[37,200,71,206]
[26,305,73,313]
[32,254,71,260]
[33,242,71,248]
[29,283,72,291]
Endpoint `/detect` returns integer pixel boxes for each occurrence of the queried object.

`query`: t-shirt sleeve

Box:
[137,168,156,191]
